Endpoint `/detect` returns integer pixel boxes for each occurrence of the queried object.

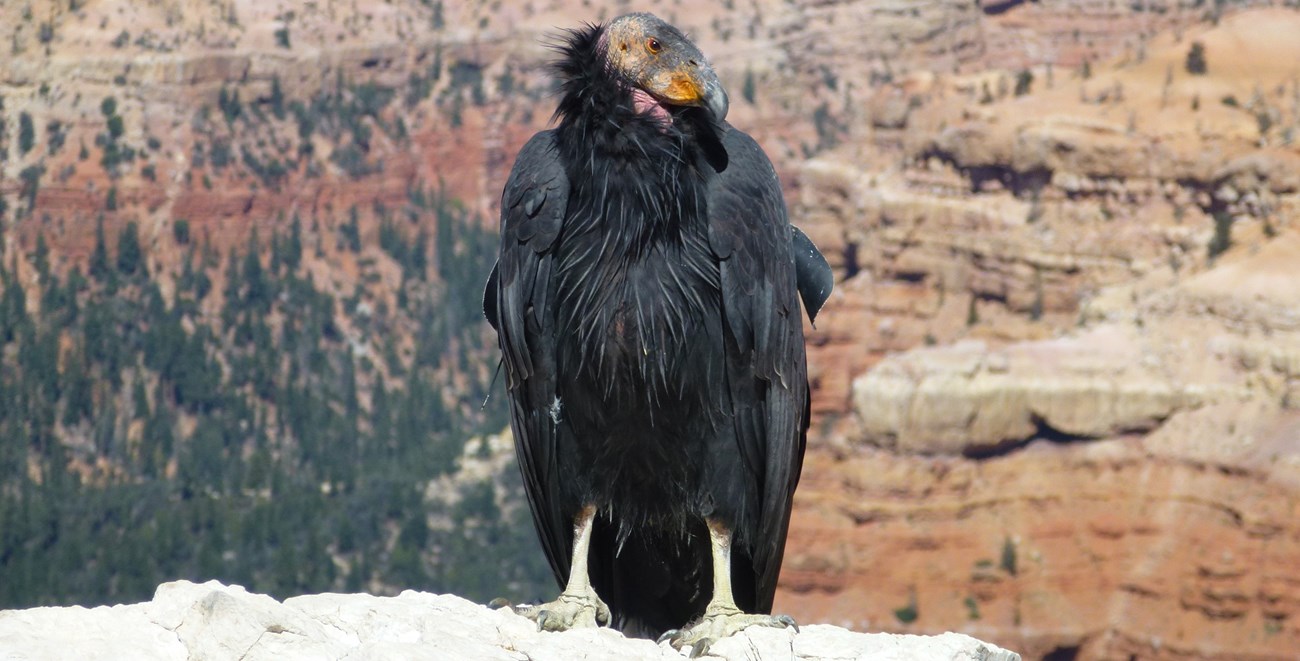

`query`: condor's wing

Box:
[706,126,831,613]
[485,130,571,588]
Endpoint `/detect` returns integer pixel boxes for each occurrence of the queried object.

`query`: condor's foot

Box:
[494,505,610,632]
[502,589,611,632]
[658,606,798,658]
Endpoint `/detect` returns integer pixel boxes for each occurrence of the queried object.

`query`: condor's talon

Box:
[488,597,513,610]
[514,592,609,632]
[536,609,553,632]
[689,639,712,659]
[657,628,681,645]
[514,588,610,630]
[665,610,799,656]
[777,614,799,633]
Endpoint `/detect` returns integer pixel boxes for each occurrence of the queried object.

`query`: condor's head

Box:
[555,13,730,131]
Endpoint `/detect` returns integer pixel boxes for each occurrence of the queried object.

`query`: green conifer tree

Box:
[90,216,111,281]
[18,112,34,155]
[116,220,143,277]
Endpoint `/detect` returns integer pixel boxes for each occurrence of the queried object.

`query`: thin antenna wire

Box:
[481,358,505,410]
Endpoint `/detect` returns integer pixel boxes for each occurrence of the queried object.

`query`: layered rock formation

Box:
[0,580,1021,661]
[782,7,1300,659]
[782,436,1300,660]
[1,0,1268,263]
[5,1,1300,660]
[788,230,1300,659]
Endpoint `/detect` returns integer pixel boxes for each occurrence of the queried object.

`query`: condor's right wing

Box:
[484,130,571,589]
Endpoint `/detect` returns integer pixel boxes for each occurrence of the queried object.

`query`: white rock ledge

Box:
[0,580,1020,661]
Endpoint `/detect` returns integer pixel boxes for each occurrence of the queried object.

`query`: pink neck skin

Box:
[631,88,672,127]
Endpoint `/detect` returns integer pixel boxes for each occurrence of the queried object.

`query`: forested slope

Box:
[0,191,550,608]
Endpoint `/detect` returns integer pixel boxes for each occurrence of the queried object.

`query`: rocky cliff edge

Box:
[0,580,1019,661]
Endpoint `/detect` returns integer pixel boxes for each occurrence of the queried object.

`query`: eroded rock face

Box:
[5,2,1300,661]
[807,246,1300,656]
[798,7,1300,425]
[780,7,1300,660]
[780,442,1300,661]
[0,580,1021,661]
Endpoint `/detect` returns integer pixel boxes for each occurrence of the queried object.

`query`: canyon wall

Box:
[3,1,1299,659]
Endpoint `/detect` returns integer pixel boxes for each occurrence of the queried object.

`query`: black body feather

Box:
[486,19,831,637]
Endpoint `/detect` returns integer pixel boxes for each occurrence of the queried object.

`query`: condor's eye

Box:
[646,37,661,54]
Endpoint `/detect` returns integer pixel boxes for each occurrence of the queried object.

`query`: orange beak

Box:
[651,68,729,122]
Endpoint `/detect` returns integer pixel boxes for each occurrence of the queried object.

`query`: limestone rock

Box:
[0,580,1020,661]
[850,329,1205,456]
[849,232,1300,460]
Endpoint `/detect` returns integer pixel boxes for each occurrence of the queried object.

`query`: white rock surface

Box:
[0,581,1021,661]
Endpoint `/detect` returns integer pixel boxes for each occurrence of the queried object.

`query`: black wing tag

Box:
[482,261,500,331]
[791,227,833,324]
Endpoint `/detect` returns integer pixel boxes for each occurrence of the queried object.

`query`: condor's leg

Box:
[512,504,611,631]
[659,518,797,657]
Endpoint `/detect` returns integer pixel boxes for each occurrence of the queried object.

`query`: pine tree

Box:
[286,214,303,270]
[61,347,92,427]
[132,378,149,420]
[242,229,269,311]
[141,405,175,478]
[270,76,286,120]
[179,248,211,302]
[1,258,29,343]
[411,226,430,279]
[61,267,85,322]
[32,233,50,280]
[39,270,67,325]
[90,216,111,281]
[116,220,143,277]
[173,330,220,413]
[339,206,362,253]
[18,112,34,155]
[369,376,391,460]
[221,247,242,327]
[1185,41,1208,75]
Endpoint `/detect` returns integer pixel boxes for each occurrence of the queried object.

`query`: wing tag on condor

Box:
[791,226,833,324]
